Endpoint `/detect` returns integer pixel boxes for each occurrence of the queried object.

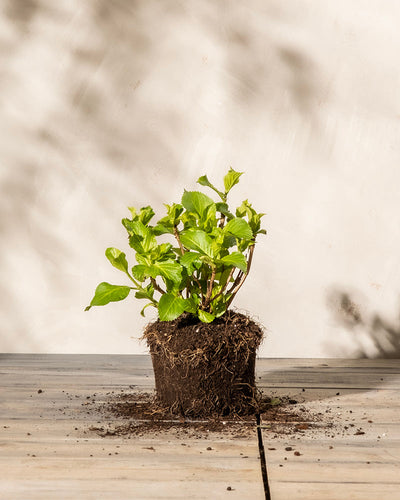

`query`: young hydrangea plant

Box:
[86,168,266,323]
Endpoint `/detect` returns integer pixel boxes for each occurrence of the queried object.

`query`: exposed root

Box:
[143,311,264,417]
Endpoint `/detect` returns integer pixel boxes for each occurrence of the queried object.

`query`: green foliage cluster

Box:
[86,169,265,323]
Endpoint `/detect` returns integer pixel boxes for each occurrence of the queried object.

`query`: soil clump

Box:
[143,311,264,417]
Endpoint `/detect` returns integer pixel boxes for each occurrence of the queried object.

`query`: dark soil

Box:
[143,311,264,417]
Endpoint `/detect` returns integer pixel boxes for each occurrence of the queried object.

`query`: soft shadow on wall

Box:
[1,0,323,353]
[327,290,400,359]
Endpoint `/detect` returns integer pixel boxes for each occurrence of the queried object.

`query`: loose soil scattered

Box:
[47,310,371,442]
[52,385,371,444]
[84,390,332,440]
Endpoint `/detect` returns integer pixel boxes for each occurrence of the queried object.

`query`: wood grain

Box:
[258,358,400,500]
[1,355,399,499]
[0,354,263,499]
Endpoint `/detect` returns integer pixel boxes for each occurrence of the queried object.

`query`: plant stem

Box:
[204,267,217,308]
[226,243,255,307]
[193,271,204,303]
[125,271,141,288]
[150,277,165,295]
[209,267,235,304]
[228,270,243,294]
[174,225,185,255]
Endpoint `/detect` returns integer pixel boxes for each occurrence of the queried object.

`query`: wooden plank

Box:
[256,358,400,369]
[256,363,400,390]
[1,355,400,499]
[264,482,400,500]
[0,479,262,500]
[0,354,264,500]
[0,441,264,482]
[259,359,400,500]
[0,429,264,499]
[266,443,400,500]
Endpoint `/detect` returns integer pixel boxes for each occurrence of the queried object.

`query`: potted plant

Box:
[86,168,266,417]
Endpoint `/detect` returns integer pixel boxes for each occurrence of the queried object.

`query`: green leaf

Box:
[216,202,234,220]
[158,243,173,256]
[156,204,183,232]
[105,248,129,274]
[134,283,154,301]
[219,252,248,273]
[236,199,255,219]
[218,267,235,289]
[128,220,157,253]
[138,206,155,225]
[211,296,229,318]
[237,239,253,253]
[180,211,198,230]
[202,202,217,232]
[129,235,145,254]
[153,223,174,236]
[180,229,214,257]
[223,218,253,240]
[166,203,184,222]
[132,264,150,281]
[180,252,202,274]
[149,243,174,263]
[181,191,215,218]
[248,214,264,234]
[127,207,138,219]
[198,309,215,323]
[149,260,182,284]
[126,206,155,225]
[197,175,225,201]
[122,218,136,236]
[199,254,215,268]
[223,234,237,248]
[223,168,243,194]
[134,253,148,266]
[85,282,131,310]
[158,293,186,321]
[183,296,199,314]
[236,200,266,234]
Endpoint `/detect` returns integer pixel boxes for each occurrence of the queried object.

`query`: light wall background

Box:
[1,0,400,358]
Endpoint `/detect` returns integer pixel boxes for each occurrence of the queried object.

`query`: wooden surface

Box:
[1,355,399,499]
[258,359,400,500]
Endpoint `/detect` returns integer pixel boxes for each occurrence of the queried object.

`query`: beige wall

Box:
[1,0,400,357]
